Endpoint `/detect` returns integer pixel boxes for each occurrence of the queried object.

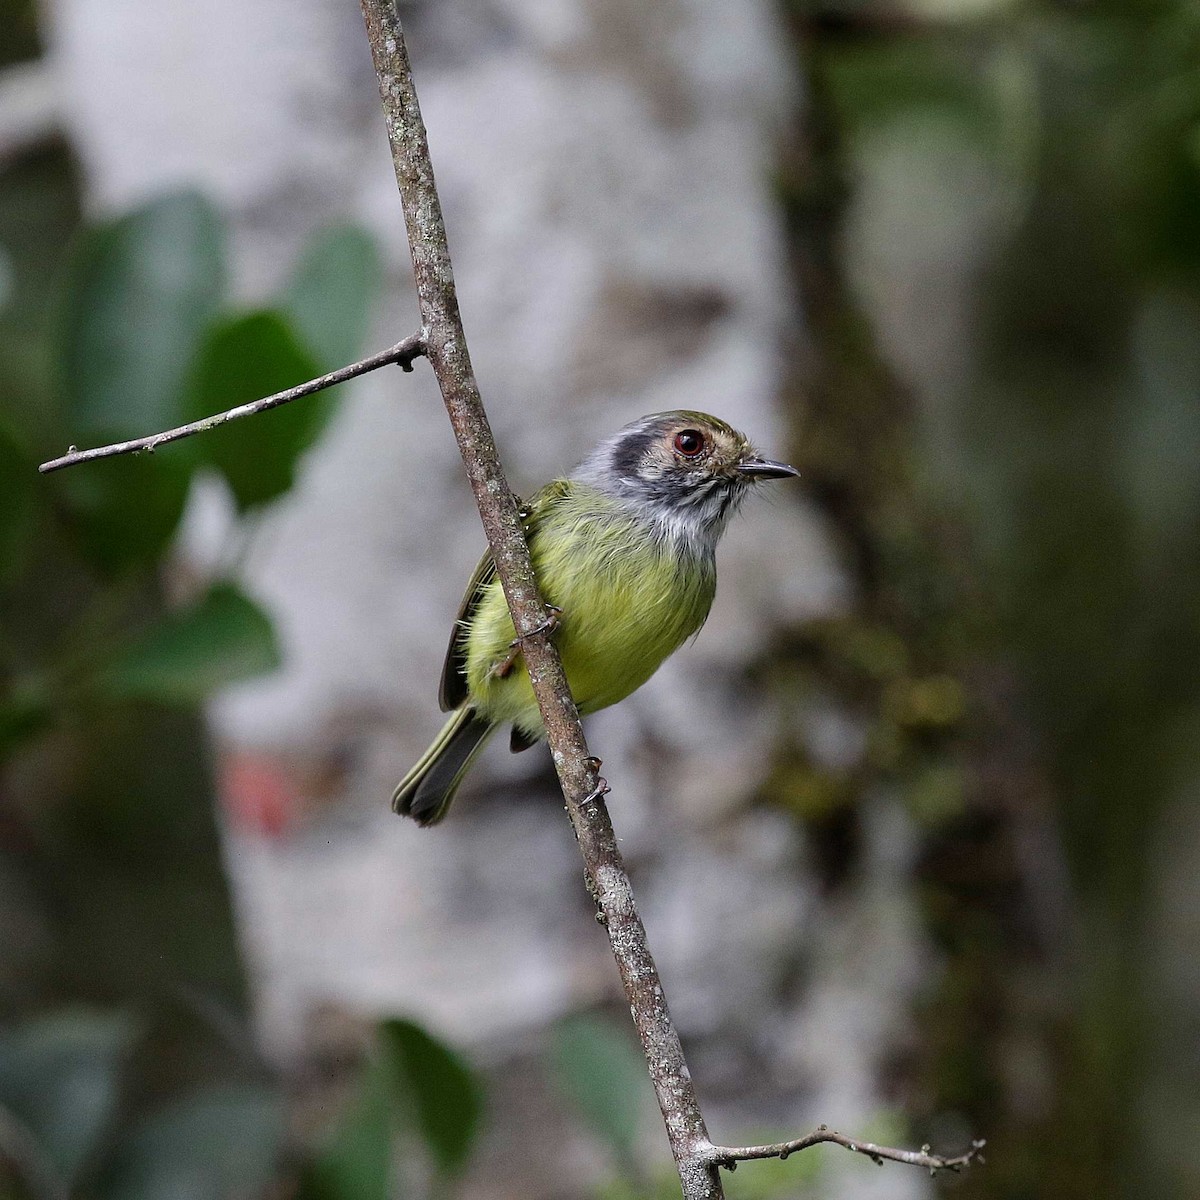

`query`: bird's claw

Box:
[492,606,564,679]
[581,776,610,806]
[508,604,563,648]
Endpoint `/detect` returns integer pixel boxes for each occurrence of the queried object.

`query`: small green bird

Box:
[393,410,799,825]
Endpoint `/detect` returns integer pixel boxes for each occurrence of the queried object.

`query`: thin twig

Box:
[357,3,723,1197]
[708,1128,986,1175]
[37,334,426,474]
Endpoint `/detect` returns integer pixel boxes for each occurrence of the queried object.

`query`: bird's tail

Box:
[392,707,495,826]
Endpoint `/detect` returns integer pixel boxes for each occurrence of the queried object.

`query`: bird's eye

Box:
[673,429,705,458]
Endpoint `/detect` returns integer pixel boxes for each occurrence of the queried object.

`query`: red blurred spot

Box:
[219,751,297,838]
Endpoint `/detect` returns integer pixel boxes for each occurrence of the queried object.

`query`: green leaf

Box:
[299,1058,395,1200]
[284,226,381,371]
[550,1014,651,1169]
[379,1019,482,1178]
[721,1140,823,1200]
[97,583,280,704]
[0,692,53,757]
[0,1009,138,1185]
[52,452,192,575]
[0,423,35,583]
[99,1084,284,1200]
[61,192,224,442]
[187,310,327,511]
[822,40,1004,157]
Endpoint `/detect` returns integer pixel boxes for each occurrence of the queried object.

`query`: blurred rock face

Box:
[49,0,924,1195]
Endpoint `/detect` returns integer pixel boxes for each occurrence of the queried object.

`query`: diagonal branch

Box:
[359,4,985,1197]
[37,334,426,474]
[357,2,725,1197]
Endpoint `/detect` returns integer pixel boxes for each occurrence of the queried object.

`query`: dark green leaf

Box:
[379,1019,482,1177]
[99,1084,283,1200]
[0,692,53,757]
[719,1138,824,1200]
[550,1014,650,1169]
[824,42,1000,151]
[61,192,224,441]
[0,1009,138,1184]
[0,423,35,582]
[52,452,191,575]
[96,583,279,704]
[284,226,381,371]
[187,311,327,511]
[298,1058,395,1200]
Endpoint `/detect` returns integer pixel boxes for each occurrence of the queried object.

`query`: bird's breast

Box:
[465,500,715,724]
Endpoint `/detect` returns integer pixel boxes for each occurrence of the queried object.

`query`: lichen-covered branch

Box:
[38,335,426,474]
[358,3,986,1195]
[357,2,723,1195]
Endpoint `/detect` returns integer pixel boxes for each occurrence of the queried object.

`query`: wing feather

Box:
[437,550,497,711]
[436,482,571,711]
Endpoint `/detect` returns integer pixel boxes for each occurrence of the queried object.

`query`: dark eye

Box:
[673,429,705,457]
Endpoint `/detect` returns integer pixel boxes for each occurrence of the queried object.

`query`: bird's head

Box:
[573,410,799,544]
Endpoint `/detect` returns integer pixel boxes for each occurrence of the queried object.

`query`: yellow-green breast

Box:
[464,482,715,739]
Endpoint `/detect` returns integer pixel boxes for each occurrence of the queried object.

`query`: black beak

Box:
[737,457,800,481]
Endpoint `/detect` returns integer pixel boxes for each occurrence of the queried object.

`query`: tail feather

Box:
[392,708,495,826]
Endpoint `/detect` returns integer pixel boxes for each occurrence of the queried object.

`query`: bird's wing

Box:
[437,548,496,712]
[437,480,571,712]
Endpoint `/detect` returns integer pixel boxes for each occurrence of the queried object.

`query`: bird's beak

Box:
[737,456,800,481]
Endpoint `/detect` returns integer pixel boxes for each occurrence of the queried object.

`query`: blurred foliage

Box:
[95,584,281,706]
[0,142,495,1199]
[0,0,38,69]
[0,162,491,1195]
[301,1019,482,1200]
[378,1018,483,1179]
[98,1084,285,1200]
[61,193,225,446]
[593,1145,826,1200]
[187,313,324,512]
[0,1009,137,1188]
[550,1012,827,1199]
[772,2,1200,1199]
[0,1007,484,1200]
[551,1014,653,1177]
[0,180,352,792]
[285,227,383,374]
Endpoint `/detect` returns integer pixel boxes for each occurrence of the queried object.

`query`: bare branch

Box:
[38,334,426,474]
[708,1128,986,1176]
[358,3,724,1196]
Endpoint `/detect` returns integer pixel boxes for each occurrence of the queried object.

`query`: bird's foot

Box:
[510,604,563,645]
[491,606,563,680]
[504,604,562,652]
[581,775,610,806]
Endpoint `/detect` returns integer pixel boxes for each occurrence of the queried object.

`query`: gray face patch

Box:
[572,412,755,552]
[609,422,666,485]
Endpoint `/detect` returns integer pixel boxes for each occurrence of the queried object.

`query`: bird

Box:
[392,410,799,825]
